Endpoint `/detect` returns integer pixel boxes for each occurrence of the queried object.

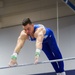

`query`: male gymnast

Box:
[9,18,66,75]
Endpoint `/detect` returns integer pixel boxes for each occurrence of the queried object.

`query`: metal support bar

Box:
[62,0,75,12]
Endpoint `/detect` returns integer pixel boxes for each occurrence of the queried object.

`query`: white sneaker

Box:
[56,72,66,75]
[60,72,66,75]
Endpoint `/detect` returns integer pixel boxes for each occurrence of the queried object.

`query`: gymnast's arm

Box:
[9,30,28,66]
[34,27,46,64]
[14,30,27,53]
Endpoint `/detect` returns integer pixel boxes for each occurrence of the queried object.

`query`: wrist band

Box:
[35,49,41,57]
[11,53,17,60]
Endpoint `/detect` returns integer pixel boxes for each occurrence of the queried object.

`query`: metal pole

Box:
[57,0,60,46]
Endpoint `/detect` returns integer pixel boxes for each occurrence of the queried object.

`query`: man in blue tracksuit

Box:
[9,18,66,75]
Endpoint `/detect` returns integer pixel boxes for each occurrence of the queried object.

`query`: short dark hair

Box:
[22,18,32,26]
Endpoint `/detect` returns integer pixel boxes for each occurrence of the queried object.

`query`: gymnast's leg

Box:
[42,42,62,74]
[47,32,66,75]
[42,42,66,75]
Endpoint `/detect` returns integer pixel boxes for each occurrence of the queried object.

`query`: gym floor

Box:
[31,70,75,75]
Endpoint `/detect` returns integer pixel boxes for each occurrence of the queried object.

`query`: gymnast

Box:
[9,18,66,75]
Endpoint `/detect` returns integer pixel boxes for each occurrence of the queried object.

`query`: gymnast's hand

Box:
[9,59,18,66]
[34,56,39,64]
[34,49,41,64]
[8,53,18,66]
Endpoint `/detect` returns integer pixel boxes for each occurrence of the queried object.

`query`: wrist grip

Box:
[11,53,17,60]
[35,49,41,57]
